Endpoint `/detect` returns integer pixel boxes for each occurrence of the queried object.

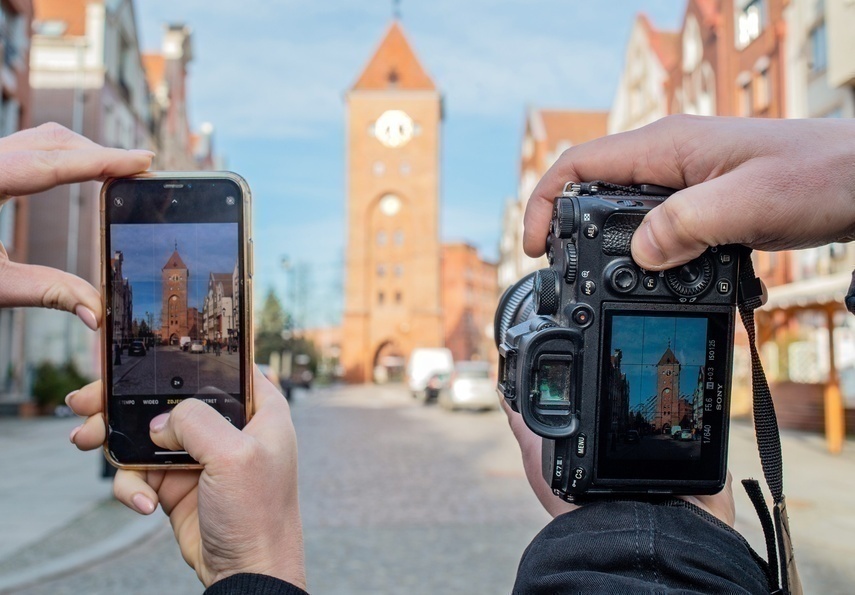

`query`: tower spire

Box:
[393,0,401,20]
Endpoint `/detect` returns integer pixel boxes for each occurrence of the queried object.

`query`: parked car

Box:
[679,430,694,441]
[624,429,640,444]
[406,348,454,401]
[439,361,498,411]
[180,336,192,351]
[670,425,683,438]
[128,340,147,356]
[189,340,205,353]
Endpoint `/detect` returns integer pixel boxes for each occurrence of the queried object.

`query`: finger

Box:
[0,260,101,325]
[0,122,98,154]
[149,398,246,466]
[69,413,107,451]
[0,146,154,197]
[65,380,103,417]
[523,118,690,257]
[630,167,771,269]
[113,468,159,515]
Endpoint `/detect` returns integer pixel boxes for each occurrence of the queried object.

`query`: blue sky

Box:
[112,223,238,324]
[134,1,685,327]
[611,315,707,412]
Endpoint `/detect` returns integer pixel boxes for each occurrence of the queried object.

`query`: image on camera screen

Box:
[109,222,241,398]
[603,314,707,461]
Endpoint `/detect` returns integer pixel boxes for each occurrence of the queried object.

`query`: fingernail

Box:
[130,149,156,158]
[150,413,169,433]
[69,424,83,444]
[64,390,78,407]
[75,305,98,331]
[132,493,156,515]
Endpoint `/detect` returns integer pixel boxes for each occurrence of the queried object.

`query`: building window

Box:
[809,22,828,73]
[394,264,403,277]
[378,292,385,305]
[377,264,386,277]
[394,230,404,246]
[738,78,752,117]
[754,68,770,112]
[376,231,387,246]
[395,291,402,304]
[736,0,764,49]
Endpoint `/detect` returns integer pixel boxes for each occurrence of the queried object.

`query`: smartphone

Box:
[100,172,253,468]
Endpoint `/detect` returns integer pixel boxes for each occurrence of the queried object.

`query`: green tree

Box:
[255,289,289,365]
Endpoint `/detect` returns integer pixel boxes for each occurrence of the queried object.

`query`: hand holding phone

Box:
[67,369,306,590]
[101,173,253,468]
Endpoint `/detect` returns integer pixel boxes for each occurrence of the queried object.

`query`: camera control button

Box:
[718,251,733,265]
[571,306,593,327]
[581,280,596,296]
[610,265,637,293]
[583,224,599,239]
[572,467,585,481]
[717,279,732,294]
[642,275,657,290]
[564,244,578,283]
[576,434,587,457]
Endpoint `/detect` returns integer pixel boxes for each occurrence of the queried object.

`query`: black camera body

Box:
[496,182,742,501]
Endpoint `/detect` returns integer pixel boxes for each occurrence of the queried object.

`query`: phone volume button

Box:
[249,239,254,278]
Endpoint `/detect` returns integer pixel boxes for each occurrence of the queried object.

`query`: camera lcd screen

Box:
[597,308,731,482]
[538,359,571,405]
[104,179,247,465]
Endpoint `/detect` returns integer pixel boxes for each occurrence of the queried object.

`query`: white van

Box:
[406,348,454,399]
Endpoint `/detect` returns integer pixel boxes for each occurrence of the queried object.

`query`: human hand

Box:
[67,368,306,590]
[0,123,153,325]
[523,115,855,269]
[501,401,735,526]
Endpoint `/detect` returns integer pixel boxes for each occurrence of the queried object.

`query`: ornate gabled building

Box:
[498,108,608,290]
[341,20,444,383]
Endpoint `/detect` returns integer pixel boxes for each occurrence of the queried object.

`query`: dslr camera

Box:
[496,182,743,501]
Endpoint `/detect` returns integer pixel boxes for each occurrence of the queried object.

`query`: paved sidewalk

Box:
[0,411,852,593]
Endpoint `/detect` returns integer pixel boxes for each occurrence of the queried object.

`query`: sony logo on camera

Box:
[495,182,741,501]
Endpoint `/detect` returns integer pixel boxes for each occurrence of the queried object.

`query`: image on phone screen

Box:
[104,177,249,466]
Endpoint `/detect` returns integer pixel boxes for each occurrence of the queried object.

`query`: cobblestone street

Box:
[112,346,240,395]
[2,383,854,594]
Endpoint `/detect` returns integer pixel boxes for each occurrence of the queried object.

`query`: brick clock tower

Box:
[654,344,682,432]
[161,245,190,345]
[342,21,444,383]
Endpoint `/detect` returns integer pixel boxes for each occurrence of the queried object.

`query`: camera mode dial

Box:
[534,269,560,315]
[552,198,575,239]
[665,256,713,297]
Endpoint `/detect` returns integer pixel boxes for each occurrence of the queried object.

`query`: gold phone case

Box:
[99,171,254,470]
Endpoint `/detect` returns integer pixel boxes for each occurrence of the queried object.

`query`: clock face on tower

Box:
[374,109,414,148]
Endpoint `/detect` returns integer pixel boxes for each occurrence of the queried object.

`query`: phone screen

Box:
[103,176,250,466]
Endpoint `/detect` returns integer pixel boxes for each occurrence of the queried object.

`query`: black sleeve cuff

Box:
[204,573,309,595]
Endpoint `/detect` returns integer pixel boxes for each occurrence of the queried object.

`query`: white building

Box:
[25,0,154,378]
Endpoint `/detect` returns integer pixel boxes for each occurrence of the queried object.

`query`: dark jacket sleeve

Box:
[514,500,773,595]
[204,573,309,595]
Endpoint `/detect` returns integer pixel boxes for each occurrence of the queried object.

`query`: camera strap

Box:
[736,249,802,595]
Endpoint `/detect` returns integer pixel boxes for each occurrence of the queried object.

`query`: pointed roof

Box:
[351,21,436,91]
[163,250,188,271]
[529,108,609,152]
[658,346,680,366]
[637,13,680,72]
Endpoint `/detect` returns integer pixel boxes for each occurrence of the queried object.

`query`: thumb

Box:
[0,260,101,329]
[149,398,245,466]
[630,175,737,270]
